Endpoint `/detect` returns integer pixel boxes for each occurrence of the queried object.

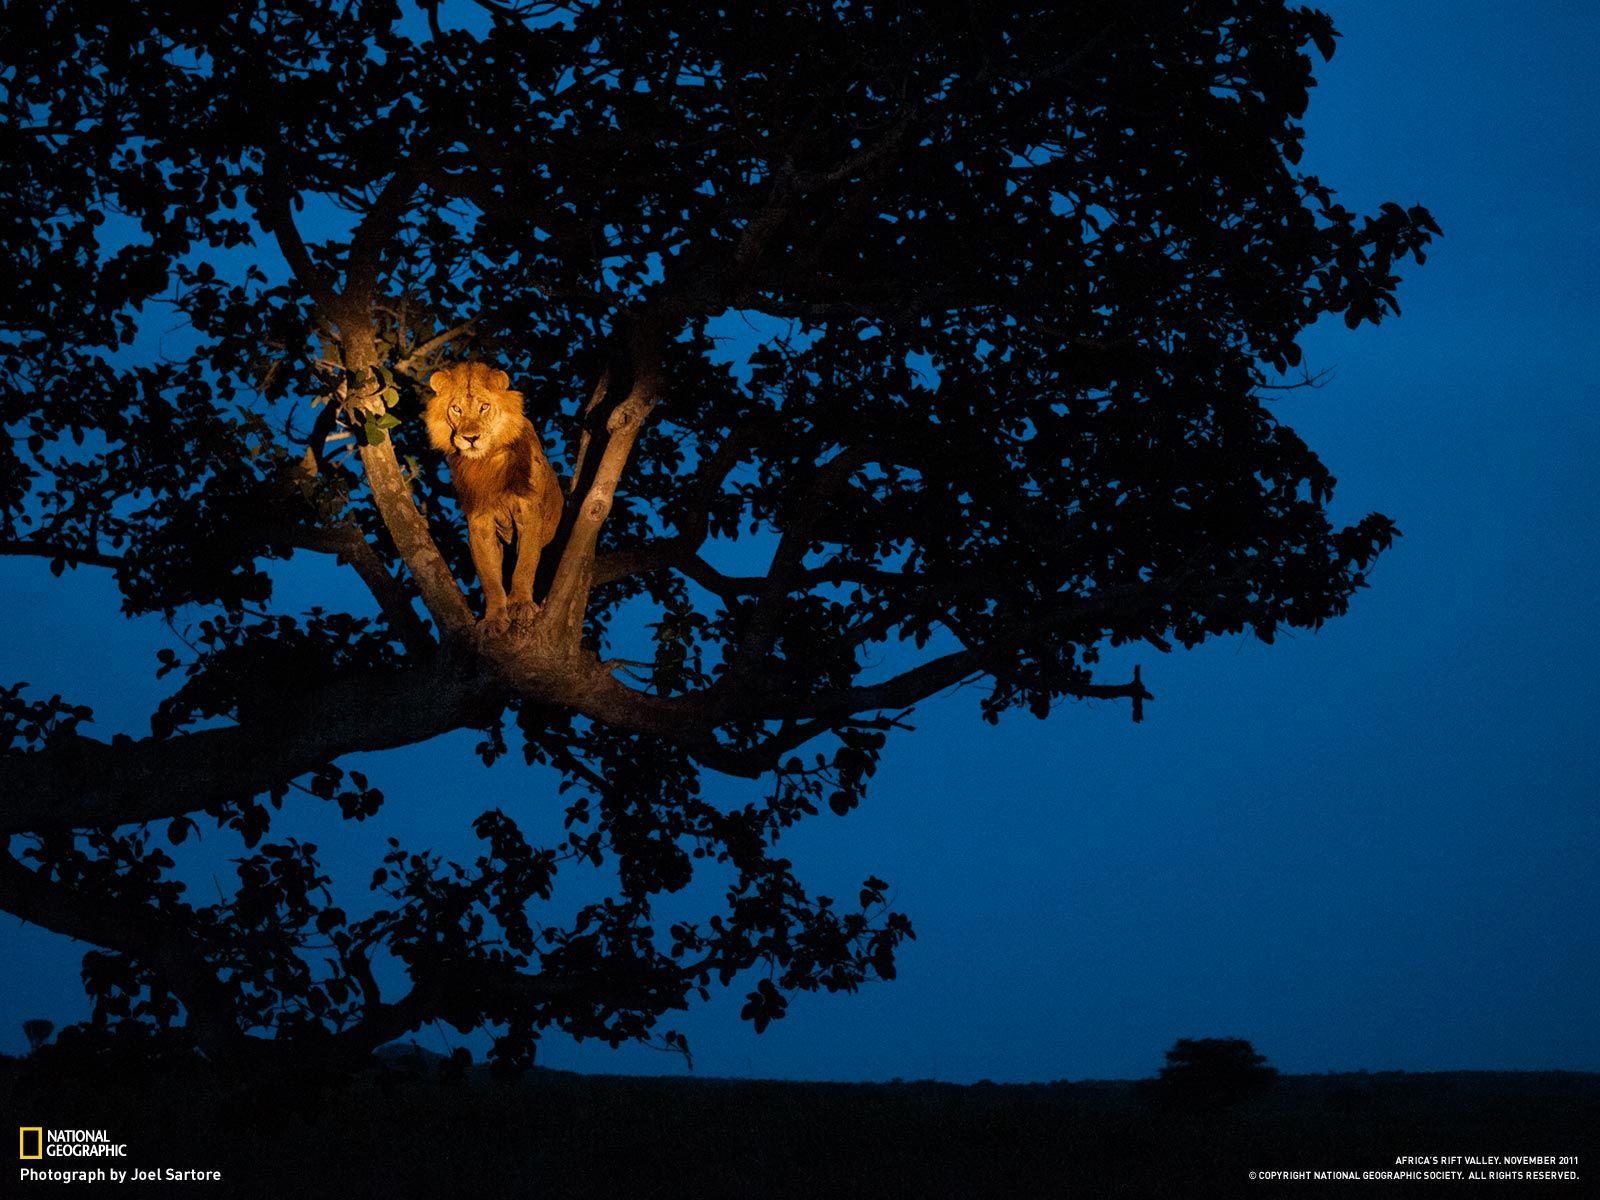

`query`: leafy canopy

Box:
[0,0,1434,1071]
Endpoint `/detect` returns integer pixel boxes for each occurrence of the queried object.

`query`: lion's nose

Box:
[462,434,479,447]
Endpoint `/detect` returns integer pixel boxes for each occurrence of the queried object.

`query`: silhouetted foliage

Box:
[22,1019,54,1053]
[0,1,1433,1072]
[1149,1037,1280,1109]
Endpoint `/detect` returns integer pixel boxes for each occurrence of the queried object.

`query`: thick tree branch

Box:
[0,663,486,836]
[542,318,667,640]
[566,368,612,497]
[595,545,914,600]
[0,537,123,570]
[333,163,479,639]
[259,151,476,638]
[571,577,1186,774]
[727,579,1183,727]
[1,562,1187,834]
[350,402,475,638]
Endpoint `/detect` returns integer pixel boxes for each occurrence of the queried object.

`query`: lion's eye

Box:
[479,403,489,415]
[449,405,460,416]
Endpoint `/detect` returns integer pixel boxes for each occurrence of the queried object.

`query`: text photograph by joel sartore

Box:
[1,1,1595,1196]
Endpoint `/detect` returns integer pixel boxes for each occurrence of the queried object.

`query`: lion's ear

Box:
[486,368,511,392]
[427,368,454,396]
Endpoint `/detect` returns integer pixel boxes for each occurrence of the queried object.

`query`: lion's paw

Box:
[478,607,513,638]
[507,600,542,630]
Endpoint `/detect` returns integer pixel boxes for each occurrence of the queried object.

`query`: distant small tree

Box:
[1150,1037,1279,1108]
[22,1019,55,1054]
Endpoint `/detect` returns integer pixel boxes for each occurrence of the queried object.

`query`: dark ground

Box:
[4,1053,1595,1198]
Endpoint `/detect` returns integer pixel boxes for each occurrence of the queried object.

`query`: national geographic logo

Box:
[17,1127,128,1158]
[17,1125,223,1184]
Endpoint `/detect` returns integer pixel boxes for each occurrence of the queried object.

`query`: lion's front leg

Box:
[509,501,543,611]
[466,515,511,630]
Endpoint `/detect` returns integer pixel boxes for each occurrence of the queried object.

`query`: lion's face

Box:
[425,362,526,459]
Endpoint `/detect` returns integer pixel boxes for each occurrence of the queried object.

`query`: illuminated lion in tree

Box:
[424,363,564,627]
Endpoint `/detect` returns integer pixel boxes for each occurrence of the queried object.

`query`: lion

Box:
[425,362,565,627]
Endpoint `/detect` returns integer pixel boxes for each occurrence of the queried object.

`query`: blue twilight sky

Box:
[2,1,1596,1082]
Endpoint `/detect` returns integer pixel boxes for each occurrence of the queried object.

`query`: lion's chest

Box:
[450,439,539,533]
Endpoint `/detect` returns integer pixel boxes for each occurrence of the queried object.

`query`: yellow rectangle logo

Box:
[19,1127,43,1160]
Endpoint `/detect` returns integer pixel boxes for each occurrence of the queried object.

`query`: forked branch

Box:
[541,317,667,641]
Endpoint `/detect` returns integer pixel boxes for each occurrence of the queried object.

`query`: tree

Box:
[22,1018,55,1054]
[0,0,1435,1073]
[1149,1037,1281,1108]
